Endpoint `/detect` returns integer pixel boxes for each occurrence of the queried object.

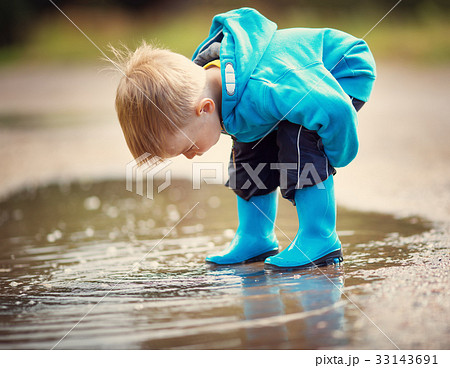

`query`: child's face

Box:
[164,108,222,160]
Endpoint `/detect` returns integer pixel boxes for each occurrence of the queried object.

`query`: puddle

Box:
[0,179,430,349]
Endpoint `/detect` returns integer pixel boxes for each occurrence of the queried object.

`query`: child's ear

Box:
[196,98,215,116]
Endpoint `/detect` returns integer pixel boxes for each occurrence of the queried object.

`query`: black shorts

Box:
[226,97,364,202]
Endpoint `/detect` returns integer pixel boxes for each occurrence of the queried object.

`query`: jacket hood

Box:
[192,8,277,124]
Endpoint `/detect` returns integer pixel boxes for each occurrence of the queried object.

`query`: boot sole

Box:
[245,249,279,263]
[206,249,279,265]
[265,249,343,271]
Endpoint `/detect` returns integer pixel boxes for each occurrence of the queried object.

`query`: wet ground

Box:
[0,62,449,349]
[1,179,446,349]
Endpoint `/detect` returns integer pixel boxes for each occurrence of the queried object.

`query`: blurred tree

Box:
[0,0,36,46]
[0,0,448,48]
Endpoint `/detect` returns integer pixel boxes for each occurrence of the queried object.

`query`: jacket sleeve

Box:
[261,65,359,168]
[322,28,376,102]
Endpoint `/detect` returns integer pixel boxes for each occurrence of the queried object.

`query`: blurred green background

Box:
[0,0,449,65]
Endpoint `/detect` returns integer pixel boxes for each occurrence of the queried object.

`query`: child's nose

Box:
[184,152,196,160]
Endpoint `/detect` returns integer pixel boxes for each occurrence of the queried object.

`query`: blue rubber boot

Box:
[206,191,279,265]
[265,176,343,270]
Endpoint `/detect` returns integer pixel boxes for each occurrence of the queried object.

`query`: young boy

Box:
[114,8,376,270]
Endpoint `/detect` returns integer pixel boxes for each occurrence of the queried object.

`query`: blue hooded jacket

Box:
[192,8,376,167]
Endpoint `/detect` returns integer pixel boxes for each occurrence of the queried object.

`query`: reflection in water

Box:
[0,179,429,349]
[207,264,345,349]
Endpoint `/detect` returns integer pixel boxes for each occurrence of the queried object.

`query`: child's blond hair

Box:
[112,42,206,164]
